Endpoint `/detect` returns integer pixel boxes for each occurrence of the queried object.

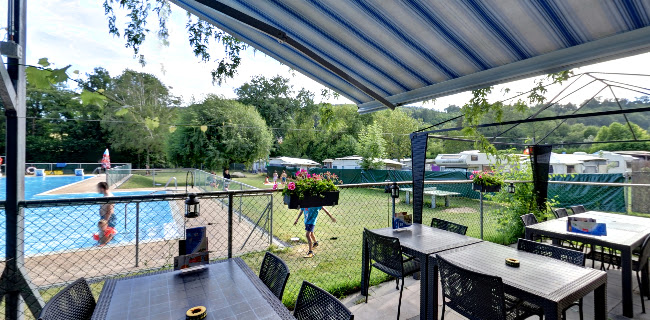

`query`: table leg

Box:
[639,263,650,296]
[621,247,634,317]
[594,282,607,320]
[444,196,450,207]
[543,302,561,320]
[361,232,369,296]
[420,254,436,320]
[406,191,410,205]
[431,195,436,209]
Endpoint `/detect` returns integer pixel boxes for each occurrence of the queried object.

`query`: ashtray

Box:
[505,258,520,268]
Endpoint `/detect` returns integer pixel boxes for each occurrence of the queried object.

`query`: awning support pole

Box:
[0,1,44,319]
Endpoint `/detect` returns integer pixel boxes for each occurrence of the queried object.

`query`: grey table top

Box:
[436,241,607,304]
[371,224,482,255]
[92,258,293,320]
[526,211,650,248]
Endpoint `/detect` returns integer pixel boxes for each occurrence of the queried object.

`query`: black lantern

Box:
[507,182,516,194]
[185,193,201,218]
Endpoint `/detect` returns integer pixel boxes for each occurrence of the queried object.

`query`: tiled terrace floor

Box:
[344,260,650,320]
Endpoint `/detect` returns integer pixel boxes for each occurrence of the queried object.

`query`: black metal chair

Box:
[569,205,587,215]
[259,251,290,301]
[364,228,419,319]
[517,239,585,319]
[437,256,543,320]
[632,234,650,313]
[431,218,468,235]
[553,208,569,219]
[294,281,353,320]
[520,213,544,242]
[38,278,95,320]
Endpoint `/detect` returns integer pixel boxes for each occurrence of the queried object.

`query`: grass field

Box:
[120,170,196,189]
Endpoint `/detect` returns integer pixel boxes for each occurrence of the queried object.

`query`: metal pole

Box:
[228,193,233,259]
[239,183,242,222]
[135,203,140,267]
[269,194,273,245]
[152,169,155,187]
[479,191,483,240]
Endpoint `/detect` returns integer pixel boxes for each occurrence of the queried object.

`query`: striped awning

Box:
[172,0,650,113]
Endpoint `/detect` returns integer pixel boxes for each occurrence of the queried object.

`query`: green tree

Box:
[374,109,422,161]
[167,95,272,169]
[590,122,650,152]
[98,69,179,167]
[236,75,314,139]
[356,123,386,169]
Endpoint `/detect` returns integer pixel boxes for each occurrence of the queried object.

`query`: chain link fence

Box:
[105,164,132,189]
[2,178,649,318]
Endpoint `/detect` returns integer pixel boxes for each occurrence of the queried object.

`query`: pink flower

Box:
[306,173,311,178]
[288,182,296,190]
[479,175,482,179]
[273,183,278,190]
[470,175,474,179]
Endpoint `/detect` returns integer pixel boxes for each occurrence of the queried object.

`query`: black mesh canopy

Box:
[530,145,553,211]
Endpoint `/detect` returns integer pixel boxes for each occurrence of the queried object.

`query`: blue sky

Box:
[6,1,650,110]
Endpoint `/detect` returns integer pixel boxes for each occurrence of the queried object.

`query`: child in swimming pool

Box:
[93,219,116,246]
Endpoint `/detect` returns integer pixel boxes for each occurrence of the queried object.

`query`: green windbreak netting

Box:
[549,173,626,212]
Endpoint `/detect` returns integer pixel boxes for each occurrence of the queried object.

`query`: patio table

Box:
[525,211,650,318]
[361,224,482,320]
[91,258,294,320]
[401,187,459,208]
[436,241,607,320]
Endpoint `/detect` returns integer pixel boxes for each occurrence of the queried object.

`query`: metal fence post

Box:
[135,203,140,267]
[228,193,233,259]
[152,169,156,187]
[479,191,483,240]
[239,183,243,222]
[269,194,273,245]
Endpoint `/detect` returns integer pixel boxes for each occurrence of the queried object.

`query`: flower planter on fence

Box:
[283,191,340,209]
[472,183,502,193]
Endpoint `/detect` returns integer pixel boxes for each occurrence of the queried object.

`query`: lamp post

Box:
[185,193,201,218]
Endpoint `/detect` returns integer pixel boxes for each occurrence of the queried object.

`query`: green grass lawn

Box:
[120,170,196,189]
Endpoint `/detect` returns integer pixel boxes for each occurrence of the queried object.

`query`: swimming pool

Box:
[0,177,181,256]
[0,175,93,200]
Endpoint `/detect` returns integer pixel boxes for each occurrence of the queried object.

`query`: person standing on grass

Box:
[97,182,116,228]
[294,206,336,258]
[273,171,278,184]
[281,170,287,184]
[223,168,231,191]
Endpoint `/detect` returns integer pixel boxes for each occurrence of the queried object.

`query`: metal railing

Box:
[105,163,132,188]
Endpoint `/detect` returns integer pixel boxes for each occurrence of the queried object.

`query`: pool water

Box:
[0,176,181,256]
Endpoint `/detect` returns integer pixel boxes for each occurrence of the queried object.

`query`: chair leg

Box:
[366,267,372,303]
[397,277,404,320]
[441,303,445,320]
[396,277,399,290]
[637,271,646,313]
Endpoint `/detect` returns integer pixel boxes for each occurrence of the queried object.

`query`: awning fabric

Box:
[173,0,650,113]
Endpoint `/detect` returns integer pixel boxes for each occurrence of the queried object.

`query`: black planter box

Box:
[284,191,340,209]
[473,183,502,193]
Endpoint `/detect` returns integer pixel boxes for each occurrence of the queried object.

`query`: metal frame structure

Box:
[0,1,46,319]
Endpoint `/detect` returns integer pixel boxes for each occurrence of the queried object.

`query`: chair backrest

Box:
[569,205,586,215]
[259,251,290,300]
[520,213,538,226]
[294,281,353,320]
[39,278,96,320]
[517,238,585,266]
[364,228,404,276]
[637,234,650,270]
[431,218,468,235]
[553,208,569,219]
[437,256,507,320]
